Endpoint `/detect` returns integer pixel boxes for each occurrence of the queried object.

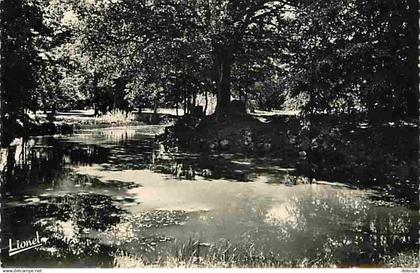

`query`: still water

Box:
[1,125,418,267]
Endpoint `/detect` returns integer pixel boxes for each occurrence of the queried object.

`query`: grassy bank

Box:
[53,109,176,128]
[3,109,176,147]
[113,240,419,268]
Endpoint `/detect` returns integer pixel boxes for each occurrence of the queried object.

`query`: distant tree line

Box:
[1,0,418,146]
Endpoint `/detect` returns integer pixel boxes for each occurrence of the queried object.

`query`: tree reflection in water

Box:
[0,125,418,267]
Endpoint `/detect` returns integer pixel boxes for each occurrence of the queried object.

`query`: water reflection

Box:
[281,192,419,266]
[1,125,418,267]
[1,192,125,267]
[100,128,136,144]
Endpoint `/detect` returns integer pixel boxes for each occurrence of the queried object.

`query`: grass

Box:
[97,109,136,124]
[113,239,338,268]
[50,109,138,128]
[381,251,420,268]
[113,239,419,268]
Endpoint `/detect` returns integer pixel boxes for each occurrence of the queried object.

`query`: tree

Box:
[1,0,85,145]
[75,0,295,115]
[287,0,419,120]
[1,0,47,145]
[196,0,293,113]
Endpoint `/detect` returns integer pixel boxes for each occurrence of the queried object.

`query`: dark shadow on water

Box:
[1,193,126,267]
[2,136,110,196]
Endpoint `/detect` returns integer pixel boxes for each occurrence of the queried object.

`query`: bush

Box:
[98,109,135,124]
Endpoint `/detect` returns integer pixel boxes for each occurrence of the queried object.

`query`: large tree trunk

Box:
[214,47,233,114]
[204,89,208,115]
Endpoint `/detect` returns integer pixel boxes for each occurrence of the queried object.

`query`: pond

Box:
[1,125,418,267]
